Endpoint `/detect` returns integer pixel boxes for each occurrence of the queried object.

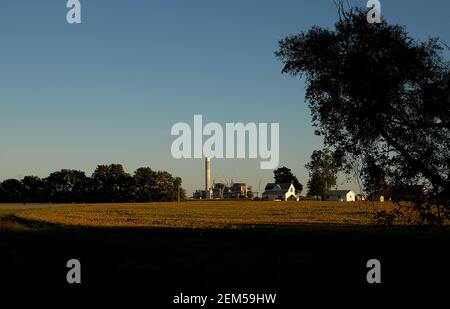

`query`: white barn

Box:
[324,190,356,202]
[262,183,299,201]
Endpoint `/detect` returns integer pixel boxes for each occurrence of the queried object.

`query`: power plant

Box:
[193,158,300,201]
[193,157,252,200]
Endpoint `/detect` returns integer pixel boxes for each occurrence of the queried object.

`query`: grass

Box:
[5,200,402,229]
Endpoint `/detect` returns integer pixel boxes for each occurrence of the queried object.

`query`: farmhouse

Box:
[262,183,299,201]
[324,190,356,202]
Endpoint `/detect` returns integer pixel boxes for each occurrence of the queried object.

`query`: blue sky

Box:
[1,0,449,195]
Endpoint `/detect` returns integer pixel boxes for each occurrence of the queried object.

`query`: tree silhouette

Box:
[0,179,23,202]
[276,7,450,222]
[45,169,88,203]
[305,148,347,192]
[273,166,303,194]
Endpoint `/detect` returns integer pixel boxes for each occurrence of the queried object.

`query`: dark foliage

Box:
[273,166,303,194]
[276,7,450,222]
[305,148,349,198]
[0,164,185,203]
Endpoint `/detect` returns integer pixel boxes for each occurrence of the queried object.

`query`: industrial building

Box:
[192,158,252,199]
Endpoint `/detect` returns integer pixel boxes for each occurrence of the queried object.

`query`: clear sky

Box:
[1,0,449,195]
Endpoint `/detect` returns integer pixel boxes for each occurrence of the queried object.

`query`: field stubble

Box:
[9,200,406,229]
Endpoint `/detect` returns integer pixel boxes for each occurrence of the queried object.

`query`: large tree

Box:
[152,171,185,202]
[305,148,346,191]
[21,176,45,203]
[91,164,134,202]
[133,167,157,202]
[276,7,450,222]
[273,166,303,194]
[45,169,88,203]
[0,179,23,203]
[306,172,327,199]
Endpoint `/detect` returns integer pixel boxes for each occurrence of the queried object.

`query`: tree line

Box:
[0,164,185,203]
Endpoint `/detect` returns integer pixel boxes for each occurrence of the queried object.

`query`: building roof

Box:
[264,183,277,190]
[263,183,294,193]
[324,190,353,196]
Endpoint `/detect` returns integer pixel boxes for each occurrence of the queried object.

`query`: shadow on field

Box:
[0,216,448,289]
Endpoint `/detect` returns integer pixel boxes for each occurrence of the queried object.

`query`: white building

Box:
[262,183,299,201]
[324,190,356,202]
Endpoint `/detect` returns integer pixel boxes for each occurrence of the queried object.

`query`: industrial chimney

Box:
[205,157,211,199]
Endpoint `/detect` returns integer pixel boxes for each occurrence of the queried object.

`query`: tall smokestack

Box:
[205,157,211,199]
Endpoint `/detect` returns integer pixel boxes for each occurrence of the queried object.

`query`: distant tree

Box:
[305,148,347,192]
[117,174,135,202]
[45,169,88,203]
[133,167,157,202]
[306,172,327,199]
[276,6,450,222]
[273,166,303,194]
[21,176,45,202]
[91,164,133,202]
[151,171,185,202]
[173,177,186,201]
[0,179,23,202]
